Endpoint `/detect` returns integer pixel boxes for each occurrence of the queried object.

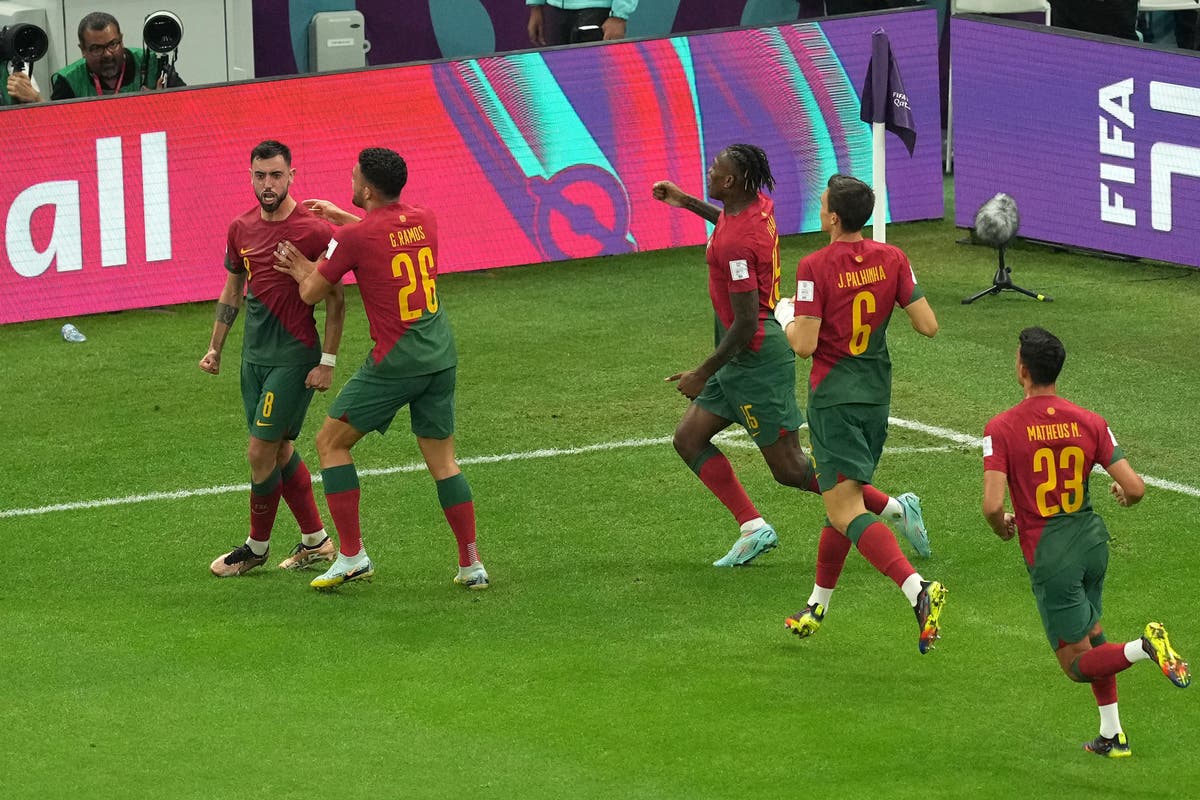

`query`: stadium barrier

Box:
[1,8,943,325]
[952,15,1200,269]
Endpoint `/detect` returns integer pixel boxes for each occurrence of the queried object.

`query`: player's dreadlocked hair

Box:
[723,144,775,194]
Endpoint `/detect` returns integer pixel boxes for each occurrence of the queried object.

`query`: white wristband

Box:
[320,352,337,367]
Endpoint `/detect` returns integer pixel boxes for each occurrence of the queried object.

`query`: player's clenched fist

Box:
[652,181,686,207]
[199,348,221,375]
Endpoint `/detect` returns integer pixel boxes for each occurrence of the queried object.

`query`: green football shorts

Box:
[240,361,317,442]
[693,357,803,448]
[1029,527,1109,649]
[806,402,889,492]
[330,364,457,438]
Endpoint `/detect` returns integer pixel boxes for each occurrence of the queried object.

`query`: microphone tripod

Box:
[962,244,1052,304]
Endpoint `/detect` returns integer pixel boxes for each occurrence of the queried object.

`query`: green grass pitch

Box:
[1,198,1198,799]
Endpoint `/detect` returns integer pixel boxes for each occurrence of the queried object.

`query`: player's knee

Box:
[672,427,703,462]
[315,426,338,459]
[246,439,278,471]
[766,458,796,487]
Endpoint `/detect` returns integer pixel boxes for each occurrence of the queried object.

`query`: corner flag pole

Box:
[860,29,917,245]
[873,120,887,243]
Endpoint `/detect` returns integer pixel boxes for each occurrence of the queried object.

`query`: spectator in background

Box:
[1048,0,1138,40]
[50,11,185,99]
[527,0,638,45]
[1174,11,1199,48]
[2,62,43,104]
[1140,9,1200,49]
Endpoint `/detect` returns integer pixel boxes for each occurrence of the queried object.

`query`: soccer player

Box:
[201,140,345,577]
[273,147,488,591]
[774,174,945,652]
[982,326,1190,757]
[652,145,929,568]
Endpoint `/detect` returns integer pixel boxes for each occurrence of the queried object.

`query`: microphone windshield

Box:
[974,193,1019,248]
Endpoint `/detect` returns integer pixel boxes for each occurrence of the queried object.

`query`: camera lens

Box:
[143,11,183,53]
[1,23,49,63]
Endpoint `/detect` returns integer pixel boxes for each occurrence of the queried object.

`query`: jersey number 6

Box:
[849,290,876,355]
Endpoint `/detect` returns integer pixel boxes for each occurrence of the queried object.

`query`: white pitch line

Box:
[889,416,1200,498]
[2,418,1196,518]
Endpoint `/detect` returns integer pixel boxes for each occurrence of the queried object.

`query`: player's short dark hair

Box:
[358,147,408,200]
[722,144,775,195]
[79,12,120,42]
[250,140,292,165]
[826,174,874,232]
[1019,326,1066,386]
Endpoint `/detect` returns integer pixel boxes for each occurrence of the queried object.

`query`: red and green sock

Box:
[689,444,759,526]
[437,472,478,567]
[322,463,362,557]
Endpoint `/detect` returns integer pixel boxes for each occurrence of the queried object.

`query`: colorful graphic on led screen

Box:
[1,10,942,324]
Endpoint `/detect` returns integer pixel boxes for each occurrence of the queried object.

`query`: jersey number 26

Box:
[392,246,439,321]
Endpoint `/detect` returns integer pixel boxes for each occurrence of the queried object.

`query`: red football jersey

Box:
[984,395,1124,566]
[318,201,456,375]
[705,192,780,353]
[225,203,332,365]
[793,239,922,407]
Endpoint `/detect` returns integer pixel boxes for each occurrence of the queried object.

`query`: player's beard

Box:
[258,188,288,213]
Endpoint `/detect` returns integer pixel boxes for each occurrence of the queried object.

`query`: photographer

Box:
[50,11,185,100]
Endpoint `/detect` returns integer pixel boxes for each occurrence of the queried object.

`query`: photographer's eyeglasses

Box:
[84,37,123,56]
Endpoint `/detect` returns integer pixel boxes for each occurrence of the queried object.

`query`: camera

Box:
[141,11,182,88]
[0,22,49,72]
[142,10,183,53]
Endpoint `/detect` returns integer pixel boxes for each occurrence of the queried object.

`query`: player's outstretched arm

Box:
[904,296,939,338]
[199,271,246,375]
[303,199,361,226]
[652,181,719,223]
[1106,458,1145,507]
[982,469,1016,540]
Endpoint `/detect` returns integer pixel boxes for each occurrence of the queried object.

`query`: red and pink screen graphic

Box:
[0,11,943,324]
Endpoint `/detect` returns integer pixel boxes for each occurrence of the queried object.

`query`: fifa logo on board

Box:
[4,132,171,277]
[1099,79,1200,232]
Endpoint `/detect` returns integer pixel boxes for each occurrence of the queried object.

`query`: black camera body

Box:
[0,23,49,73]
[141,11,183,89]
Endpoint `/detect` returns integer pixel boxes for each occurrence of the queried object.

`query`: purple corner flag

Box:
[860,29,917,156]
